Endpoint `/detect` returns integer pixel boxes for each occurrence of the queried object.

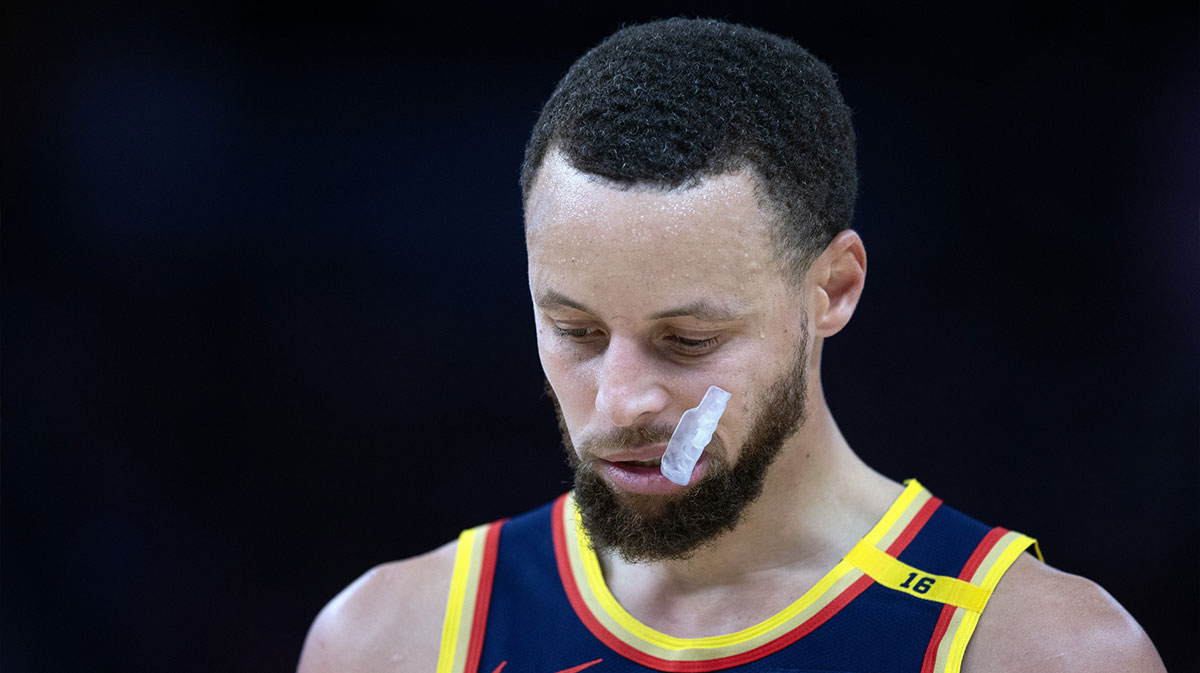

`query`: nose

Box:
[594,336,669,427]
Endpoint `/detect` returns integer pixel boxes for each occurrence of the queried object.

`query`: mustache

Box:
[547,380,726,464]
[574,424,676,457]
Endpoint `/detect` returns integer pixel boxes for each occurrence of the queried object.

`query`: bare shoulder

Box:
[296,539,458,673]
[964,553,1165,673]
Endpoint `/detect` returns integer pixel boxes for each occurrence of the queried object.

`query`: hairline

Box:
[522,148,830,286]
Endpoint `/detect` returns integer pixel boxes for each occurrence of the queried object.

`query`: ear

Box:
[812,230,867,338]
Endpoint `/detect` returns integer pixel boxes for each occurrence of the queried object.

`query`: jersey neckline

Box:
[551,479,940,671]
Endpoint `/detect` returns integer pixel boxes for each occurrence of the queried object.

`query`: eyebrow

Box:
[649,300,746,322]
[534,289,746,323]
[534,289,592,313]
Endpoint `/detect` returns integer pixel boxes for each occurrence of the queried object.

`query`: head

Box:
[523,19,864,562]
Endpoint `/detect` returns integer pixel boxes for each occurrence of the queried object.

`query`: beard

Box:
[550,325,810,563]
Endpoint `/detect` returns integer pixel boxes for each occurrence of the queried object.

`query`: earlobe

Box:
[814,230,867,338]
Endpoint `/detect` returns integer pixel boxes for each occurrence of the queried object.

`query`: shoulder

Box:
[963,553,1165,673]
[296,539,459,673]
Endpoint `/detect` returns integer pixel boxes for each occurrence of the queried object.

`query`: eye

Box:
[666,334,720,354]
[553,326,599,339]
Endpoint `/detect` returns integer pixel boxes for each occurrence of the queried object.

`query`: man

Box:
[298,18,1164,673]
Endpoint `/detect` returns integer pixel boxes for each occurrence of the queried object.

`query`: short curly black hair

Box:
[521,18,857,279]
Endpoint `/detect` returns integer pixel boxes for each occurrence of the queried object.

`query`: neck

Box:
[597,388,901,636]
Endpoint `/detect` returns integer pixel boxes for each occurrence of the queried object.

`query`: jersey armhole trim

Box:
[436,519,506,673]
[922,529,1040,673]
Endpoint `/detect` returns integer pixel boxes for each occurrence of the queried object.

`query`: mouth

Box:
[600,443,668,465]
[593,451,707,495]
[617,456,662,468]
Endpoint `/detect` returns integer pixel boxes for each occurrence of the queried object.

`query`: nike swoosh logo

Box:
[489,656,602,673]
[553,659,603,673]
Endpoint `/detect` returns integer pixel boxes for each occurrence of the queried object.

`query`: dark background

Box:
[3,2,1196,672]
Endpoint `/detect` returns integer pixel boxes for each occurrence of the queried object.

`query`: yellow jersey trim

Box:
[436,525,489,673]
[562,479,930,660]
[916,530,1040,673]
[937,532,1039,673]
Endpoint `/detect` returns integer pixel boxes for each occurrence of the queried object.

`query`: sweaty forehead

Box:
[525,153,776,287]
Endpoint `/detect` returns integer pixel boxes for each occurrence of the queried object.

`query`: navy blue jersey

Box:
[436,480,1040,673]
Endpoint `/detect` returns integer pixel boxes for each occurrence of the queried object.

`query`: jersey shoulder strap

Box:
[843,482,1043,673]
[436,518,507,673]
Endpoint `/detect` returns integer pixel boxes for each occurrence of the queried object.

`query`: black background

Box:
[3,2,1197,672]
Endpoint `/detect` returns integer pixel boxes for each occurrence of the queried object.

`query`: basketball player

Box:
[297,19,1165,673]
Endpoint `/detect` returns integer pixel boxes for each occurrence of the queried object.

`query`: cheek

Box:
[704,355,774,456]
[711,396,752,459]
[537,339,598,431]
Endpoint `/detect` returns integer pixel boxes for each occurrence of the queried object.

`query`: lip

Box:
[599,443,669,463]
[597,451,709,495]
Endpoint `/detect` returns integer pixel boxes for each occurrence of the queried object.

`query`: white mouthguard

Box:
[660,386,731,485]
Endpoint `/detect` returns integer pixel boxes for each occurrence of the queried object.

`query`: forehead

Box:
[525,153,780,302]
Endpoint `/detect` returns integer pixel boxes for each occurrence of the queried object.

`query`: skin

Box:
[297,152,1165,673]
